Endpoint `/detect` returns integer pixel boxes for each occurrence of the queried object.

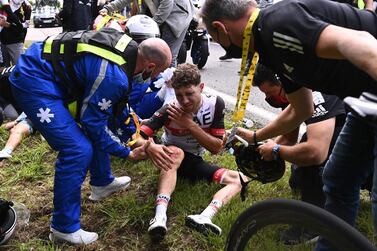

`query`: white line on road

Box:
[204,86,306,136]
[204,86,278,121]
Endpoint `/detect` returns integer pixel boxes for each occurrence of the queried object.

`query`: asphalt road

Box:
[24,28,280,126]
[187,41,280,126]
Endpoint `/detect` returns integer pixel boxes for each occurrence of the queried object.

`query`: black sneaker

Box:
[279,226,319,245]
[219,54,231,60]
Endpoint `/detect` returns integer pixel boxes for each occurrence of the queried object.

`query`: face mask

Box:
[265,95,289,108]
[133,69,152,84]
[221,43,243,59]
[217,29,243,59]
[264,86,289,108]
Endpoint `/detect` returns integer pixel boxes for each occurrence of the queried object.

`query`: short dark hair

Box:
[201,0,256,34]
[253,63,281,87]
[171,63,201,89]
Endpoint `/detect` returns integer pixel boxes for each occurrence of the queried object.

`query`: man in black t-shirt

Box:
[254,63,346,244]
[201,0,377,250]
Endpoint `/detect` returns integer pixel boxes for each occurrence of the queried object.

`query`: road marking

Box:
[204,86,278,121]
[204,86,306,136]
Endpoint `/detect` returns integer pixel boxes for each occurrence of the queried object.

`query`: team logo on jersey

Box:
[312,104,328,118]
[273,32,304,55]
[283,63,294,73]
[312,92,325,105]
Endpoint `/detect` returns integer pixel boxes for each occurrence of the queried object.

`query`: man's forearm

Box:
[279,142,325,166]
[105,0,130,13]
[188,123,223,154]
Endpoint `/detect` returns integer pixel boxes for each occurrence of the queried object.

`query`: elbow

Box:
[307,149,327,166]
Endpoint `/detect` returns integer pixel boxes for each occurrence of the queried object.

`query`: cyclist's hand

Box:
[99,8,108,16]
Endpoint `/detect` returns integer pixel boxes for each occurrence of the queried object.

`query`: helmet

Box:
[0,199,17,245]
[234,143,285,184]
[125,15,160,43]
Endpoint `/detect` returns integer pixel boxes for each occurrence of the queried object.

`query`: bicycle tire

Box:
[225,199,376,251]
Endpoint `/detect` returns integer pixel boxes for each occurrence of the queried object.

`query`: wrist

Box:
[187,122,198,131]
[253,130,257,145]
[145,141,153,155]
[272,144,281,160]
[128,150,133,159]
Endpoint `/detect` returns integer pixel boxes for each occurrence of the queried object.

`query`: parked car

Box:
[32,6,61,28]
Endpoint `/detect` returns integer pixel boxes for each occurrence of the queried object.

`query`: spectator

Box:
[254,63,346,244]
[1,0,31,65]
[200,0,377,250]
[57,0,94,31]
[100,0,195,66]
[0,0,23,66]
[9,28,172,245]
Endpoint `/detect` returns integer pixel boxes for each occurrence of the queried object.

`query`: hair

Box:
[200,0,257,33]
[171,63,201,89]
[138,38,169,66]
[253,63,281,87]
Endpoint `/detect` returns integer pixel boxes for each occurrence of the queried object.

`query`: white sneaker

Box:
[0,150,12,159]
[49,228,98,245]
[89,176,131,201]
[185,214,222,236]
[148,216,167,240]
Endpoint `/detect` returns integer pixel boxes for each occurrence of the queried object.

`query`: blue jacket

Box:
[10,42,131,158]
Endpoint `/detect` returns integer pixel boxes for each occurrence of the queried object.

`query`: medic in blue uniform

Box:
[9,29,172,244]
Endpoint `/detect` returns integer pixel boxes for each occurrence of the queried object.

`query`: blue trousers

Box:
[315,112,376,251]
[11,83,115,233]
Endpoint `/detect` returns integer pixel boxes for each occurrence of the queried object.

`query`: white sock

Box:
[155,194,170,219]
[200,199,223,220]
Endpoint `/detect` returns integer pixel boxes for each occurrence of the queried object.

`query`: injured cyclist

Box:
[137,63,248,240]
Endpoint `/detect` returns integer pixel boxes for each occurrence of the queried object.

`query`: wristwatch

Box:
[272,144,281,160]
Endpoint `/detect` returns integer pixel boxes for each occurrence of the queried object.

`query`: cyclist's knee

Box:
[167,146,184,169]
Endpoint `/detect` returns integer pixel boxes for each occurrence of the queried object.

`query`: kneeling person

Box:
[140,63,247,238]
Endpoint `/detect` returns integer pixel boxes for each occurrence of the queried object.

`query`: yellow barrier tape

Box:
[96,15,112,31]
[126,112,141,147]
[232,8,260,122]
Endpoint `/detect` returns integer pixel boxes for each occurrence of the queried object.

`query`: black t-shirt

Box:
[254,0,377,99]
[304,91,345,125]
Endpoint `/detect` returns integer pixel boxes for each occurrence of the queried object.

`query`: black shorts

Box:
[177,151,221,183]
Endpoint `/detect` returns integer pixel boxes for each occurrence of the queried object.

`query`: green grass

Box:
[0,121,375,250]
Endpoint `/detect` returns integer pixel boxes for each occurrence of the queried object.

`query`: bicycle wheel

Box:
[226,199,376,251]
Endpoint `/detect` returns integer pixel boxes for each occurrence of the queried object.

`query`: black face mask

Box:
[265,95,289,109]
[221,43,243,59]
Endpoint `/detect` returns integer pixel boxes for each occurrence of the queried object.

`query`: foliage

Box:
[0,122,375,250]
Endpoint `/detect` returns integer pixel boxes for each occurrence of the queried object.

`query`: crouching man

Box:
[139,63,248,239]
